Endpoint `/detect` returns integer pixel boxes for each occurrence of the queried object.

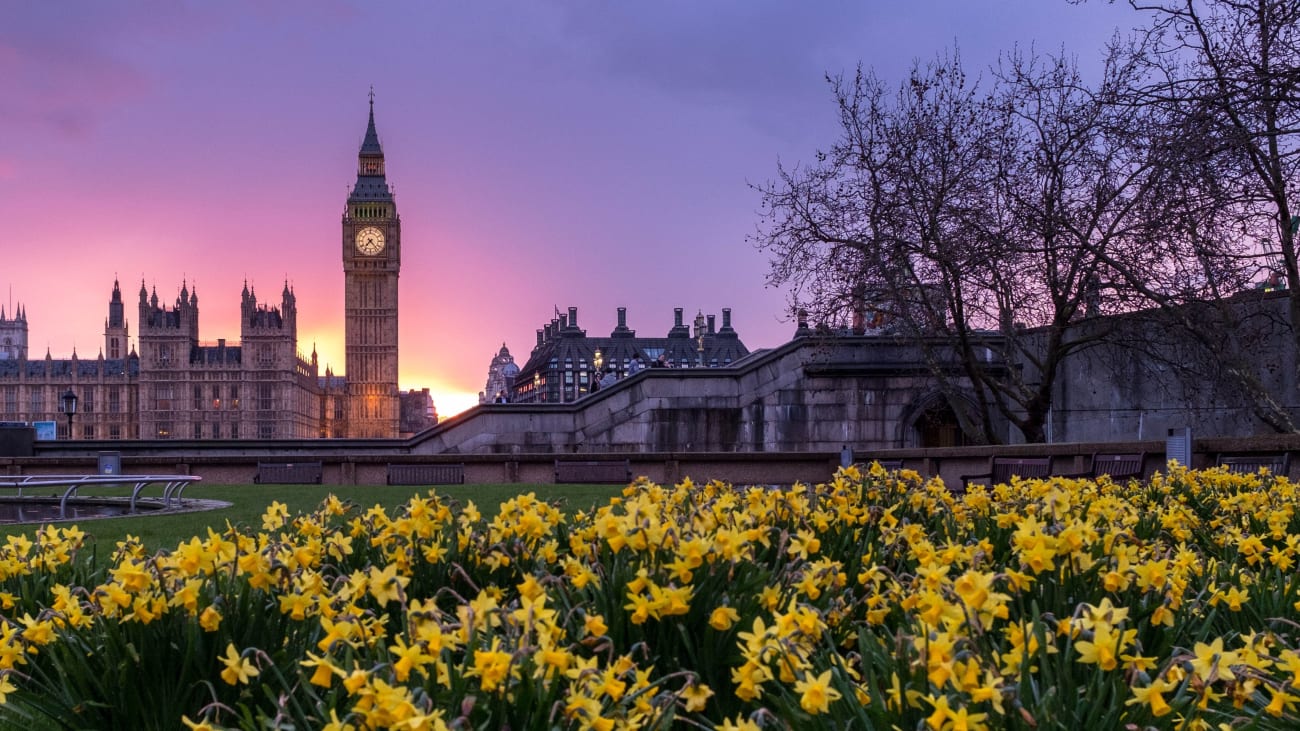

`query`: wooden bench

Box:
[960,457,1052,491]
[387,463,465,486]
[254,461,322,484]
[1057,452,1145,481]
[555,459,632,484]
[1217,453,1290,476]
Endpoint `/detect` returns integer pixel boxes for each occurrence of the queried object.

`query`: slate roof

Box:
[0,358,138,379]
[191,344,242,365]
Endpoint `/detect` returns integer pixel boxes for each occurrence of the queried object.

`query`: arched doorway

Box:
[898,391,974,448]
[914,401,967,448]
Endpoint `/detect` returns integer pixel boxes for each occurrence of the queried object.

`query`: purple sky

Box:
[1,1,1142,416]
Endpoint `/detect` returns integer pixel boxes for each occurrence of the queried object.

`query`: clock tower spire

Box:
[342,90,401,438]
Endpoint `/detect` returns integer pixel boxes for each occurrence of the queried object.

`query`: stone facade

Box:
[413,335,1007,454]
[1046,289,1300,443]
[135,280,321,440]
[399,389,437,435]
[0,96,429,441]
[480,344,519,404]
[342,95,401,438]
[511,306,750,404]
[0,354,138,440]
[0,304,27,361]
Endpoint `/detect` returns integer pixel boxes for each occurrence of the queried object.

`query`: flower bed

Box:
[0,463,1298,729]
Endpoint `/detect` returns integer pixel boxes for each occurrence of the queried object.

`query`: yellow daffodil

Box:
[218,643,259,686]
[794,669,841,715]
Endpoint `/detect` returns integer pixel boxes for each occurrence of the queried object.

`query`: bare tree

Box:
[754,48,1162,443]
[1067,0,1300,431]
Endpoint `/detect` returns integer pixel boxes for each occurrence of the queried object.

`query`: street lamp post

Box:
[61,388,78,440]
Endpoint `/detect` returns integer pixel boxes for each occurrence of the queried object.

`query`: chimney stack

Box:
[536,329,544,347]
[722,308,732,331]
[707,314,716,334]
[617,307,627,329]
[674,308,683,327]
[568,306,578,328]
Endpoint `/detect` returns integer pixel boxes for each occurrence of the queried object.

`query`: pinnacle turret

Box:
[360,86,383,156]
[351,90,391,200]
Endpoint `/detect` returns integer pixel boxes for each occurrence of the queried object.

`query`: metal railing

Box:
[0,474,201,516]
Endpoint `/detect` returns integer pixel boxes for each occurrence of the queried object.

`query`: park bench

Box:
[387,463,465,486]
[865,459,904,472]
[1057,452,1146,481]
[555,459,632,484]
[960,456,1053,491]
[254,461,323,484]
[1216,453,1290,476]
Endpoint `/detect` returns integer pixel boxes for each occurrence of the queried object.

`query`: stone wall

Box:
[411,337,1005,454]
[1049,291,1299,442]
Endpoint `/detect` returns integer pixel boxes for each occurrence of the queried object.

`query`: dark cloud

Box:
[0,0,349,139]
[545,1,872,134]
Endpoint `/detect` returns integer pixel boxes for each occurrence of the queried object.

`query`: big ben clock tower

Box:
[343,91,400,438]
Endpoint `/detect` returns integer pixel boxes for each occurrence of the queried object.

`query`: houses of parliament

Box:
[0,98,432,440]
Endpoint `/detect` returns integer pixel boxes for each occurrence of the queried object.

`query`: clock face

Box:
[355,226,386,255]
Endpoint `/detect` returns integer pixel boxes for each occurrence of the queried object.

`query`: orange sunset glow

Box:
[2,2,1135,419]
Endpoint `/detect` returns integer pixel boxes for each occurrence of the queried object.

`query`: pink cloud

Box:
[0,38,149,138]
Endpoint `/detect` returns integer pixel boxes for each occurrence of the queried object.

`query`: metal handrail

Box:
[0,475,202,517]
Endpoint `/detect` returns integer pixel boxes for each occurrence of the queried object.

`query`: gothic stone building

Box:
[510,306,749,404]
[342,94,402,438]
[480,343,519,404]
[0,96,412,440]
[0,282,139,439]
[135,280,322,439]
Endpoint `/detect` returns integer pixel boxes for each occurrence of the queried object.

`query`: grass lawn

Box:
[0,482,624,557]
